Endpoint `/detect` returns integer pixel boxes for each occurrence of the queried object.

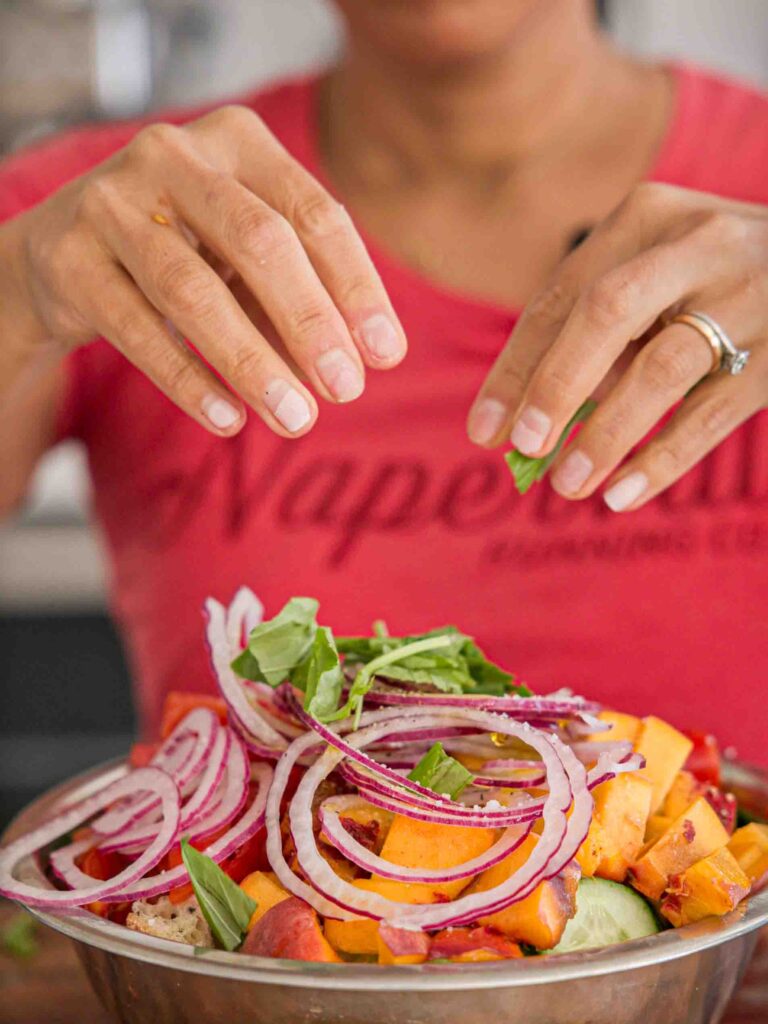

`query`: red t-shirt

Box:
[2,66,767,759]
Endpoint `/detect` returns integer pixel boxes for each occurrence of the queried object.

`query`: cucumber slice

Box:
[551,877,660,954]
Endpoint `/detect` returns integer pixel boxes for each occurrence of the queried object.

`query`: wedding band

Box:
[668,311,750,376]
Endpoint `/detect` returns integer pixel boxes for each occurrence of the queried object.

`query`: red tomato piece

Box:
[164,824,232,904]
[78,846,130,918]
[428,926,523,961]
[128,741,160,768]
[160,691,229,740]
[683,730,722,787]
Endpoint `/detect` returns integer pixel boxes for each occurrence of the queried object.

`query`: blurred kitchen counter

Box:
[0,902,766,1024]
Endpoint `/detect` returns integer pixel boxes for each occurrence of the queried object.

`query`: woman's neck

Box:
[324,1,635,189]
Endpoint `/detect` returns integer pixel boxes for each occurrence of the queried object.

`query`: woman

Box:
[0,1,766,759]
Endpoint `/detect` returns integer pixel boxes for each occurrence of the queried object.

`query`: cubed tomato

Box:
[160,691,229,740]
[77,846,130,918]
[682,730,721,787]
[165,823,232,904]
[428,926,523,962]
[128,742,159,768]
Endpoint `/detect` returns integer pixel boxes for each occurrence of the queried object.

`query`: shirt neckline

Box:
[288,62,692,325]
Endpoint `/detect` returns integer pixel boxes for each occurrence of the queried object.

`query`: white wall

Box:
[154,0,341,105]
[612,0,768,86]
[160,0,768,102]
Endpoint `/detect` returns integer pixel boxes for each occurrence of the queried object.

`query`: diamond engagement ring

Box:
[669,311,751,376]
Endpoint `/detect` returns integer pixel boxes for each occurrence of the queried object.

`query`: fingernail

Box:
[551,450,593,495]
[202,395,240,430]
[467,398,508,445]
[510,406,551,456]
[265,380,312,433]
[604,471,648,512]
[359,314,404,362]
[315,347,364,402]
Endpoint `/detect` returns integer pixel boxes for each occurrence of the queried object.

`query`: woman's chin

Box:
[333,0,540,70]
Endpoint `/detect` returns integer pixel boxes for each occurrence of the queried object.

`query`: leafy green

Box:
[1,911,38,959]
[408,742,474,799]
[505,400,597,494]
[337,628,527,698]
[335,634,458,726]
[180,838,256,951]
[231,598,529,723]
[231,596,319,686]
[301,626,345,720]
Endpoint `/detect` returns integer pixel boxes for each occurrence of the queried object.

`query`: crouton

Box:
[126,895,212,947]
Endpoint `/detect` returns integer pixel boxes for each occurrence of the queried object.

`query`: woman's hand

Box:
[8,106,406,437]
[467,183,768,510]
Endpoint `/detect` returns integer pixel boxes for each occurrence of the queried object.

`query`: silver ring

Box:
[688,310,751,375]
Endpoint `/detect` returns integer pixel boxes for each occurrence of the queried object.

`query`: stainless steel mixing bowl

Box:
[4,758,767,1024]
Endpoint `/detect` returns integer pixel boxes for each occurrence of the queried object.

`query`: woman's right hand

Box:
[7,105,407,437]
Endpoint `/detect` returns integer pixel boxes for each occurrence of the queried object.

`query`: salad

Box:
[1,587,766,965]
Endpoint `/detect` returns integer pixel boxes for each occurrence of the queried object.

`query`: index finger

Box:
[509,219,743,458]
[467,183,684,449]
[190,106,407,370]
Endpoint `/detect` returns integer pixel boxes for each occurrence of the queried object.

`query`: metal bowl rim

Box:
[6,757,768,993]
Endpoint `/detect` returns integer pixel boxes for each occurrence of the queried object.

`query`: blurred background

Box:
[1,0,767,827]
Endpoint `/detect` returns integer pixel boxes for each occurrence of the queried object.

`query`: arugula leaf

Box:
[231,598,529,721]
[330,634,458,725]
[337,629,529,698]
[1,911,38,959]
[408,742,474,799]
[231,596,319,686]
[374,659,467,693]
[461,639,532,697]
[505,400,597,494]
[301,626,345,720]
[180,837,256,951]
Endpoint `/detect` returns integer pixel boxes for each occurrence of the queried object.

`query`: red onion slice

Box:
[0,768,180,909]
[340,767,542,828]
[99,726,241,856]
[48,838,93,888]
[285,711,585,928]
[265,730,359,921]
[205,597,287,750]
[363,688,601,721]
[320,794,532,883]
[102,760,272,904]
[287,690,464,806]
[92,708,219,837]
[225,586,264,652]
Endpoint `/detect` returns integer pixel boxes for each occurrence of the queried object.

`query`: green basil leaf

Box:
[180,837,256,952]
[505,400,597,494]
[231,596,319,686]
[303,626,345,720]
[407,742,474,799]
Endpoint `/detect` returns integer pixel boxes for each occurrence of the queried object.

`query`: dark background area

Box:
[0,616,134,827]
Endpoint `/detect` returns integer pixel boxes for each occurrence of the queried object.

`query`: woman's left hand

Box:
[467,183,768,510]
